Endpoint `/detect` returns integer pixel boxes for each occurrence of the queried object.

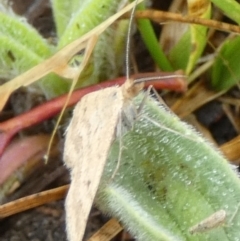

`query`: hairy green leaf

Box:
[97,93,240,241]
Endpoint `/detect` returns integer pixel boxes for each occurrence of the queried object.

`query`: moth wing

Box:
[64,86,124,241]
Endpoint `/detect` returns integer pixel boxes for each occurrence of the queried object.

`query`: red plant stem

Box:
[0,73,186,156]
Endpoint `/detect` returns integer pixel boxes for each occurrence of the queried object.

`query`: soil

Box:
[0,201,66,241]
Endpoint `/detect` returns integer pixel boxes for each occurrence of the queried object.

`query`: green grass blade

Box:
[186,1,211,75]
[210,0,240,24]
[136,2,173,71]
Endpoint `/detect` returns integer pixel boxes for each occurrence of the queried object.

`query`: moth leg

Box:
[111,118,125,180]
[149,86,173,113]
[111,89,153,180]
[135,85,168,121]
[136,85,152,114]
[111,88,160,180]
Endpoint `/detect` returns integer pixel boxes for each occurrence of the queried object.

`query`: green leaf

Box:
[0,11,52,58]
[0,9,52,76]
[58,0,123,48]
[211,36,240,90]
[51,0,90,37]
[0,8,70,98]
[51,1,73,37]
[0,35,43,78]
[210,0,240,25]
[97,93,240,240]
[56,0,130,86]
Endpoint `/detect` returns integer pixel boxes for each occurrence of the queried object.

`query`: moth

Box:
[63,1,144,240]
[64,78,143,241]
[189,209,227,234]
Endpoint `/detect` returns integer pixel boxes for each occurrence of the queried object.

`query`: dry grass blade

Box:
[45,34,98,161]
[0,184,127,241]
[87,218,123,241]
[0,0,144,111]
[171,79,225,118]
[0,185,123,241]
[0,185,69,219]
[133,10,240,34]
[221,136,240,164]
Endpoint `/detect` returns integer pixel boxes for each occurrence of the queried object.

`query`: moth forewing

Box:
[189,209,227,234]
[64,86,125,241]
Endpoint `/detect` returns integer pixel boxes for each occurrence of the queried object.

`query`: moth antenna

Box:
[133,74,187,84]
[126,0,139,81]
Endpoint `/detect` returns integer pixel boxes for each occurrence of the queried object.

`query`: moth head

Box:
[121,78,144,100]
